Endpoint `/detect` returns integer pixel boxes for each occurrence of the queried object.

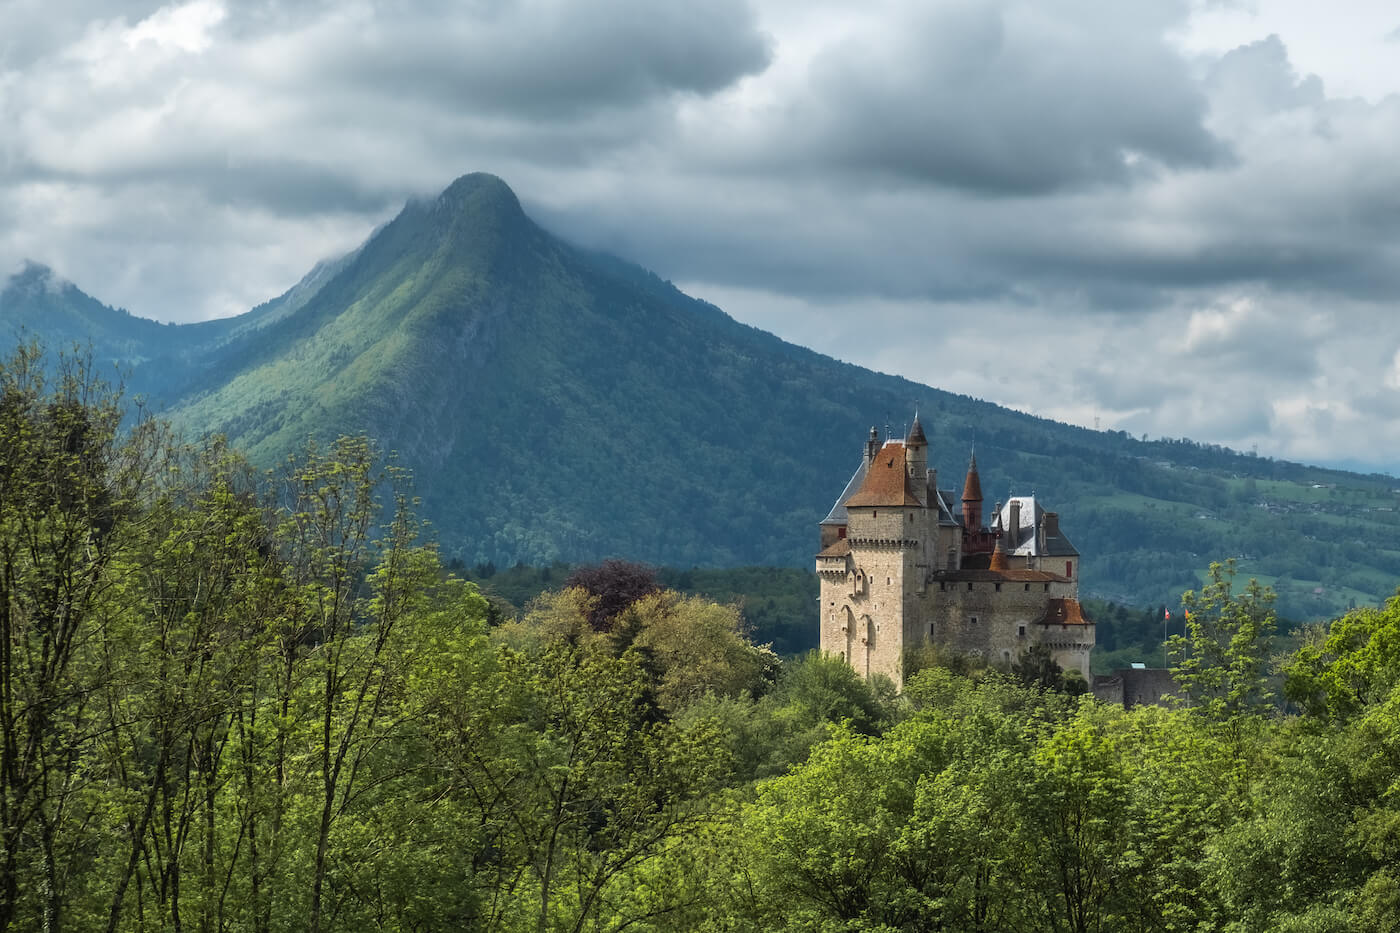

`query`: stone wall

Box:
[819,541,916,686]
[1092,668,1180,708]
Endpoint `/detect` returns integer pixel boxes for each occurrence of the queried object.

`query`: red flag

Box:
[1164,609,1172,620]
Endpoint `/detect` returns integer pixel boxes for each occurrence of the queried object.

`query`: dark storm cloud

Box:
[309,0,773,119]
[1,0,771,214]
[0,0,771,318]
[745,0,1226,194]
[563,26,1400,316]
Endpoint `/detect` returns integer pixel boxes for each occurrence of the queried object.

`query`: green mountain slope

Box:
[0,261,183,365]
[5,175,1399,619]
[0,255,359,406]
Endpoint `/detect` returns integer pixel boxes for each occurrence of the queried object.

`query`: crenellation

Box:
[817,415,1094,688]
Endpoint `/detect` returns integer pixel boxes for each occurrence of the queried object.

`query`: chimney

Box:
[1007,499,1021,548]
[865,426,879,464]
[1043,511,1060,539]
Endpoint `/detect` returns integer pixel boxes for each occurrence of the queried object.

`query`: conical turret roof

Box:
[962,451,983,502]
[989,535,1010,572]
[907,413,927,446]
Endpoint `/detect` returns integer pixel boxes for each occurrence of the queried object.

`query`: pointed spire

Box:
[907,411,927,446]
[989,534,1010,572]
[961,450,983,504]
[961,449,983,530]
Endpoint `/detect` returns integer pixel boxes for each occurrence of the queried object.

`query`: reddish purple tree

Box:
[565,560,660,631]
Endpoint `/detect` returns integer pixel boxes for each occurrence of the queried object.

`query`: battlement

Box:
[817,416,1093,686]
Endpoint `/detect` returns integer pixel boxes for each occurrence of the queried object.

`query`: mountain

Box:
[5,174,1399,620]
[0,261,184,364]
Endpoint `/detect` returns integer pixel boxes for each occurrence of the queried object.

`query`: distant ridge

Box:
[4,173,1399,619]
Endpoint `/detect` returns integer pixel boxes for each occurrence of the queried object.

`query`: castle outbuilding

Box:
[816,416,1094,686]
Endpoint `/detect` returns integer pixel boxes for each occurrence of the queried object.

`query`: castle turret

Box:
[905,414,928,503]
[865,426,880,464]
[961,452,983,531]
[988,534,1010,572]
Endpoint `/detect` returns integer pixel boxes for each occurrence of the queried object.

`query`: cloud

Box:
[0,0,771,317]
[261,0,772,120]
[684,0,1226,195]
[5,0,1400,469]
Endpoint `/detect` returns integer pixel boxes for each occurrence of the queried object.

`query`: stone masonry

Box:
[816,416,1094,687]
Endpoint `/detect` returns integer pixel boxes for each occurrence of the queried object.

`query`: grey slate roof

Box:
[993,496,1079,557]
[820,459,868,526]
[935,489,961,525]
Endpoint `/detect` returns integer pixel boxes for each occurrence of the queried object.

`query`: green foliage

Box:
[472,562,820,656]
[1283,590,1400,721]
[1167,559,1278,720]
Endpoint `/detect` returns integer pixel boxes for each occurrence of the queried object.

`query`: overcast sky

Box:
[3,0,1400,472]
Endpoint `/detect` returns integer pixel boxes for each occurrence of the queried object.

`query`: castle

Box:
[816,416,1094,686]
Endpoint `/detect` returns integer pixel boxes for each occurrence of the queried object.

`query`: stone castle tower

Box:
[816,415,1093,686]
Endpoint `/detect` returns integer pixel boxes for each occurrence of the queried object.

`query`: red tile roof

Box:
[1036,598,1092,626]
[845,442,921,508]
[962,452,982,502]
[817,538,852,558]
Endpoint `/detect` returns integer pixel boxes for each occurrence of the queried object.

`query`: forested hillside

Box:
[8,352,1400,931]
[3,174,1398,619]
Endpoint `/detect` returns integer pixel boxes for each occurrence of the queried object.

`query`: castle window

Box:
[1018,625,1026,638]
[995,582,1002,592]
[1066,561,1073,578]
[886,577,891,586]
[1044,584,1050,592]
[872,510,877,518]
[970,615,978,625]
[1024,583,1030,591]
[929,623,935,637]
[967,582,974,591]
[838,527,846,539]
[908,513,914,522]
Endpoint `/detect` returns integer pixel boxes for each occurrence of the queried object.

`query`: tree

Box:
[1284,591,1400,721]
[619,591,772,712]
[0,347,163,931]
[563,560,658,631]
[438,642,726,931]
[274,436,442,933]
[1166,560,1277,721]
[1013,643,1077,693]
[90,439,278,933]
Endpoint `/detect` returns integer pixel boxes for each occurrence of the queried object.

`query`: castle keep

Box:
[816,416,1094,686]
